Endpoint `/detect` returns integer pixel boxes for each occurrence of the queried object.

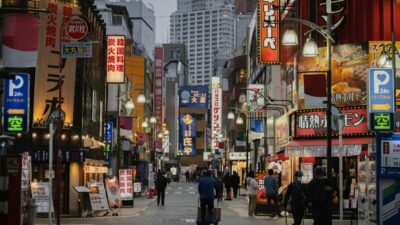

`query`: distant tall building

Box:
[170,0,235,85]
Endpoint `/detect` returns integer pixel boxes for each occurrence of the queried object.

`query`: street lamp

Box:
[150,116,157,124]
[236,116,244,125]
[227,111,235,120]
[282,29,298,46]
[137,93,146,104]
[302,36,319,57]
[124,99,135,110]
[142,120,148,129]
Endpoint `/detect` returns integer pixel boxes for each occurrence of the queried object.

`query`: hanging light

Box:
[124,99,135,110]
[142,120,148,128]
[378,50,389,67]
[227,112,235,120]
[302,36,319,57]
[384,57,393,68]
[236,116,244,125]
[158,133,163,138]
[137,94,146,103]
[150,116,157,123]
[164,130,169,135]
[282,29,299,46]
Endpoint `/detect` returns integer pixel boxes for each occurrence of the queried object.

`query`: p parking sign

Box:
[3,73,30,134]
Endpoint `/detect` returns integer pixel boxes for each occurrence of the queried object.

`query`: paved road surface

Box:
[35,182,354,225]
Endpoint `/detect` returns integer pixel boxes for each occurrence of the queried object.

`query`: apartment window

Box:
[112,15,122,25]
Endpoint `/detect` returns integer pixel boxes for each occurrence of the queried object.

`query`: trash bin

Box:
[29,199,37,225]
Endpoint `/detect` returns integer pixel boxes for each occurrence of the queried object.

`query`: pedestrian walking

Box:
[185,170,190,182]
[264,169,280,218]
[198,170,218,225]
[306,166,333,225]
[156,171,168,206]
[284,170,306,225]
[246,170,258,217]
[215,172,224,201]
[223,172,232,200]
[231,171,240,198]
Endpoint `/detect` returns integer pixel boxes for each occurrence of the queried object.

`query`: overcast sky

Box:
[142,0,177,44]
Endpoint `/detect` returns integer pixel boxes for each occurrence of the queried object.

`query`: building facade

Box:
[170,0,235,85]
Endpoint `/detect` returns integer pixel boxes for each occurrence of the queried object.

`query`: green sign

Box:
[7,116,24,131]
[370,113,394,131]
[104,144,111,152]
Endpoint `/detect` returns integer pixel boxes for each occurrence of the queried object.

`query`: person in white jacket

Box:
[246,170,259,216]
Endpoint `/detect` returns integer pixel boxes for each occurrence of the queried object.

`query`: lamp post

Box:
[282,15,335,181]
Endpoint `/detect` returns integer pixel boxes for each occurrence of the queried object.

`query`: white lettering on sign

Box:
[262,0,276,50]
[373,70,390,94]
[319,0,345,31]
[9,75,24,97]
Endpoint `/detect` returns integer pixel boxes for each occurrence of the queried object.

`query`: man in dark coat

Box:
[156,171,168,206]
[198,170,218,225]
[306,166,333,225]
[284,170,306,225]
[231,171,240,198]
[223,172,232,200]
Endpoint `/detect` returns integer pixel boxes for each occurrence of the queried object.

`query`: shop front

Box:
[228,152,247,186]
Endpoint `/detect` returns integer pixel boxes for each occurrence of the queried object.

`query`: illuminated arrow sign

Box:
[3,73,30,134]
[372,103,392,111]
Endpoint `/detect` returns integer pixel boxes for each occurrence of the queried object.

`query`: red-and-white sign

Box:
[119,169,133,200]
[258,0,280,64]
[65,17,88,40]
[106,35,125,83]
[296,108,369,137]
[211,77,222,154]
[154,47,164,152]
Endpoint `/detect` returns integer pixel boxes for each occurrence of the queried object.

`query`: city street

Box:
[35,182,353,225]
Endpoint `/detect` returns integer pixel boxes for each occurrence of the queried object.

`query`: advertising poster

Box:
[106,36,125,83]
[211,77,222,154]
[275,114,289,147]
[87,181,109,211]
[256,172,267,204]
[31,182,54,213]
[119,169,133,200]
[249,119,264,141]
[369,41,400,78]
[301,163,313,184]
[105,177,122,208]
[179,114,196,156]
[298,43,368,108]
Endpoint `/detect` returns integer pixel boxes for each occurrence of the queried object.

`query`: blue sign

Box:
[3,73,30,134]
[250,119,264,133]
[368,68,394,114]
[179,114,196,156]
[179,86,208,108]
[376,133,400,225]
[103,122,113,153]
[61,41,92,58]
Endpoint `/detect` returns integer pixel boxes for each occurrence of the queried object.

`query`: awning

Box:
[285,137,374,157]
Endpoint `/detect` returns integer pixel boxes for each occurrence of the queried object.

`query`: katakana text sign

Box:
[4,73,30,133]
[258,0,280,64]
[106,35,125,83]
[211,85,222,154]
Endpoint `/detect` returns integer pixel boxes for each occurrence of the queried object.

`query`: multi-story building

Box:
[170,0,235,85]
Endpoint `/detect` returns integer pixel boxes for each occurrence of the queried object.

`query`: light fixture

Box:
[45,133,50,139]
[32,133,37,139]
[282,29,299,46]
[158,133,163,138]
[137,94,146,104]
[384,57,393,68]
[17,133,22,138]
[378,50,389,67]
[124,99,135,110]
[227,112,235,120]
[150,116,157,124]
[142,120,148,128]
[164,130,169,135]
[236,116,244,125]
[61,134,66,140]
[302,36,319,57]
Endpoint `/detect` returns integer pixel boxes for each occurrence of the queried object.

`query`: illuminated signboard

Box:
[4,73,30,134]
[179,86,208,108]
[211,77,222,154]
[180,114,196,156]
[106,35,125,83]
[154,47,164,152]
[258,0,280,64]
[247,84,265,112]
[370,113,394,131]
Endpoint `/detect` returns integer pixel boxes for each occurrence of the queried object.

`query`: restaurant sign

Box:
[258,0,280,64]
[180,114,196,156]
[106,35,125,83]
[179,86,208,108]
[295,107,369,137]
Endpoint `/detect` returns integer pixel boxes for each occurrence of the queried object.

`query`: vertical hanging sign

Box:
[154,47,164,152]
[106,35,125,83]
[211,77,222,154]
[258,0,280,64]
[4,73,30,134]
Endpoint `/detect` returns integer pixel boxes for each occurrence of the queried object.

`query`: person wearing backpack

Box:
[284,170,306,225]
[246,170,259,216]
[306,166,333,225]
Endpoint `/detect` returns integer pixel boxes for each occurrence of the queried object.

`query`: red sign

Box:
[65,17,88,40]
[154,47,164,152]
[258,0,280,64]
[106,36,125,83]
[295,107,370,137]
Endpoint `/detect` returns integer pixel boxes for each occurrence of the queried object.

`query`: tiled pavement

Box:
[35,182,356,225]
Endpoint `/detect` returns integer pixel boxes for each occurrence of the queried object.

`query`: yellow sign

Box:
[372,104,392,111]
[369,41,400,77]
[7,109,25,115]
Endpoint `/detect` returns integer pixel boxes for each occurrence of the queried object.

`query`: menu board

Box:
[20,153,31,225]
[358,143,376,225]
[87,181,109,211]
[119,169,133,200]
[105,177,122,207]
[31,182,54,213]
